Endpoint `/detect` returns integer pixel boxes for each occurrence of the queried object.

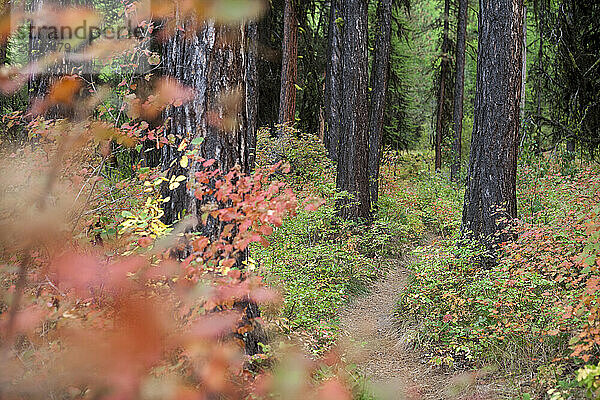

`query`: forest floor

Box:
[339,235,505,400]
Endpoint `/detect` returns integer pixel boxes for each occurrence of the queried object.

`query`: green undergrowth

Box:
[396,152,600,399]
[256,197,380,355]
[254,131,411,356]
[379,151,464,241]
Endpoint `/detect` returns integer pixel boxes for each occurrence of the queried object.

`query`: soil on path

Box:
[338,241,502,400]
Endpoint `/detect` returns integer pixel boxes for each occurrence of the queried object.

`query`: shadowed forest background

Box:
[0,0,599,399]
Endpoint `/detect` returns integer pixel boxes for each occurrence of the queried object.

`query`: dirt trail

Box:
[339,241,500,400]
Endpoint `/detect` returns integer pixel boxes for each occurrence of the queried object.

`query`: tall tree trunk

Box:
[246,20,259,171]
[521,6,527,121]
[534,2,544,155]
[367,0,392,206]
[28,0,83,118]
[161,19,261,354]
[323,0,342,161]
[462,0,524,258]
[336,0,371,221]
[434,0,450,171]
[535,27,543,155]
[161,21,255,225]
[450,0,468,182]
[278,0,298,127]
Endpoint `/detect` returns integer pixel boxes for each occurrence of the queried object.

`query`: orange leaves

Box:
[137,236,153,248]
[0,242,286,398]
[189,312,240,340]
[316,378,352,400]
[30,75,82,115]
[90,120,137,147]
[50,252,103,296]
[51,295,177,398]
[259,224,273,236]
[128,78,195,120]
[187,163,297,274]
[0,305,44,339]
[585,277,600,296]
[202,159,216,168]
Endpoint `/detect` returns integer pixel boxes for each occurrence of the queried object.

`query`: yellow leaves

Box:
[180,156,189,168]
[147,53,161,65]
[177,140,189,152]
[118,197,168,244]
[242,257,257,272]
[169,175,187,190]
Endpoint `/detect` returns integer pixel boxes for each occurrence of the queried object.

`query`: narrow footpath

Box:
[338,239,502,400]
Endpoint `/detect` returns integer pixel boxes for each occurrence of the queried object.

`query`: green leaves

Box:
[201,0,266,24]
[191,136,204,146]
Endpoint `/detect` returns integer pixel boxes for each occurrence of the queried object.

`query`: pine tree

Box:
[367,0,393,206]
[462,0,524,258]
[323,0,342,161]
[278,0,298,127]
[336,0,371,220]
[450,0,468,182]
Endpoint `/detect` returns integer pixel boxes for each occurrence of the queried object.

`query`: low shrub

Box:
[397,157,600,398]
[254,128,379,356]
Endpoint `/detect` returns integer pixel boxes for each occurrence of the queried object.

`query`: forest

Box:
[0,0,599,398]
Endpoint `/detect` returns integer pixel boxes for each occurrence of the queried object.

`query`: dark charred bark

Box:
[462,0,524,259]
[277,0,298,127]
[336,0,371,221]
[246,20,259,171]
[256,3,282,128]
[323,0,342,161]
[450,0,468,182]
[367,0,392,206]
[295,6,327,136]
[535,21,543,155]
[434,0,450,172]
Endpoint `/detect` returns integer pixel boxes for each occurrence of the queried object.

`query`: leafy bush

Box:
[397,157,600,398]
[379,151,463,241]
[0,91,358,400]
[254,129,379,355]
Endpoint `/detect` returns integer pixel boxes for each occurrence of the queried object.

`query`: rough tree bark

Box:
[27,0,87,118]
[323,0,341,161]
[367,0,392,206]
[336,0,371,221]
[521,6,527,121]
[161,21,255,225]
[535,19,543,155]
[161,19,261,354]
[450,0,468,182]
[434,0,450,172]
[277,0,298,127]
[462,0,524,258]
[246,20,259,170]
